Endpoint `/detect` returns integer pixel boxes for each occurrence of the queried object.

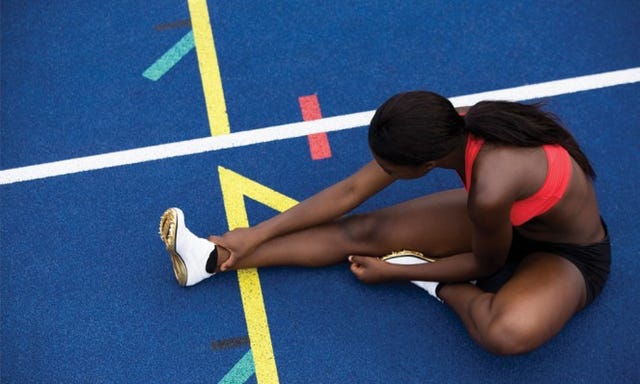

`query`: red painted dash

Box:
[298,94,332,160]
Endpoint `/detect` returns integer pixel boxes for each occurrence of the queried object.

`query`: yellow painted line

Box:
[188,1,278,380]
[236,270,276,383]
[187,0,230,136]
[219,166,299,384]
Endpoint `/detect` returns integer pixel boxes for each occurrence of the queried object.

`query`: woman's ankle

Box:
[216,246,231,270]
[205,244,231,273]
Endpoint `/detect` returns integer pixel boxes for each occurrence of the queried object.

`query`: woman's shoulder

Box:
[469,144,546,211]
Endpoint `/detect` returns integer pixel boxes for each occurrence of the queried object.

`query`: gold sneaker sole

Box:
[380,249,436,263]
[159,208,188,287]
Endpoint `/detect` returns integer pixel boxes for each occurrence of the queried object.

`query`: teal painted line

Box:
[143,30,195,81]
[218,350,255,384]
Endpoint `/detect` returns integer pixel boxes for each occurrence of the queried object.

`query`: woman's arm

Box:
[415,153,516,281]
[215,160,395,269]
[350,196,513,284]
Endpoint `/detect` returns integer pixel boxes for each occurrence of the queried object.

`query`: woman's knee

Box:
[482,312,543,356]
[338,214,382,246]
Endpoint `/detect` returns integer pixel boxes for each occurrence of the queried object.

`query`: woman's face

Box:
[373,154,434,180]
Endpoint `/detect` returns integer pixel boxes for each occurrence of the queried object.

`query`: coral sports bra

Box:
[463,135,572,226]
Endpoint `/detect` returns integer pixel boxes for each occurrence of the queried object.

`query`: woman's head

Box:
[368,91,465,166]
[369,91,596,180]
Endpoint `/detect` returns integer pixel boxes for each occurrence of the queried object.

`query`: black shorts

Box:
[476,219,611,306]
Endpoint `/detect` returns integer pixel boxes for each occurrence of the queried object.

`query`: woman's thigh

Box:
[342,188,473,257]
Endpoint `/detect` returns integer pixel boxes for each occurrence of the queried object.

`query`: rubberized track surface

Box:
[2,1,639,382]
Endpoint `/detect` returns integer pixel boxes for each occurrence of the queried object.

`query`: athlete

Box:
[159,91,610,355]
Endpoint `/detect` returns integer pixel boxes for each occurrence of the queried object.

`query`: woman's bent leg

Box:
[438,252,588,355]
[218,189,473,271]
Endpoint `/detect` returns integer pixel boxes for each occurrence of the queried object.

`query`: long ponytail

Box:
[464,101,596,179]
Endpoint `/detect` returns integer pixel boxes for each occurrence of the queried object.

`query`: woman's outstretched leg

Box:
[160,189,473,285]
[213,188,473,271]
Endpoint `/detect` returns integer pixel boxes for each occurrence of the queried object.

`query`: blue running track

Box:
[2,1,639,383]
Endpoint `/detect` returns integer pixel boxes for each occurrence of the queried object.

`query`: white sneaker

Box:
[381,250,443,302]
[159,208,216,287]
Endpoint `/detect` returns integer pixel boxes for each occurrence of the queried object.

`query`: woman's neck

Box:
[436,135,467,180]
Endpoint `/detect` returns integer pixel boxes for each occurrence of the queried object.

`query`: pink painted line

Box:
[298,94,332,160]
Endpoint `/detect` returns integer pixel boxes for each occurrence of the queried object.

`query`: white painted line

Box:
[1,67,639,185]
[448,67,640,106]
[0,111,374,185]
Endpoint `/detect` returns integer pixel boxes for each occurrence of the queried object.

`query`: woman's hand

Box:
[348,255,396,284]
[208,227,262,271]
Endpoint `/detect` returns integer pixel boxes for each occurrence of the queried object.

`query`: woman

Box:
[159,91,610,355]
